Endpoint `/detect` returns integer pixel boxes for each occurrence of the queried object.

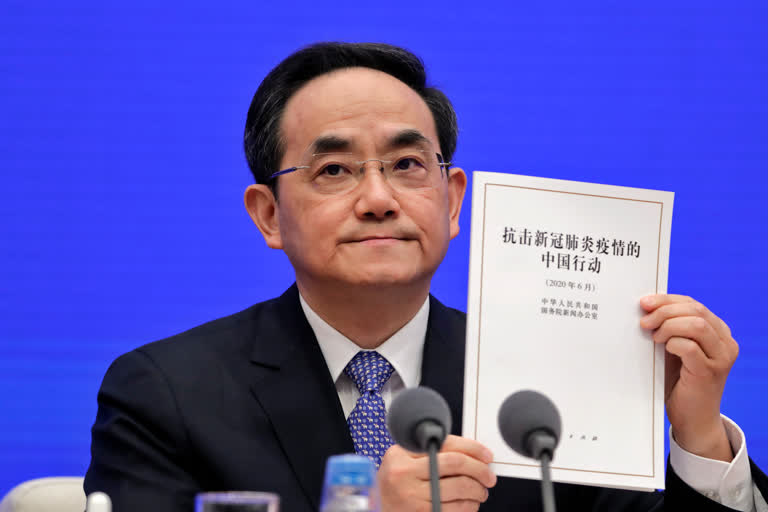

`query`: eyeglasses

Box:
[268,149,451,195]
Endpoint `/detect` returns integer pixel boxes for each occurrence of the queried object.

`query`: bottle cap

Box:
[323,454,376,487]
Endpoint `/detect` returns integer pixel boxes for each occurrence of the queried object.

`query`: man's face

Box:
[249,67,466,290]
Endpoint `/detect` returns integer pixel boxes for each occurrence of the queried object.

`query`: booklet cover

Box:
[462,171,673,491]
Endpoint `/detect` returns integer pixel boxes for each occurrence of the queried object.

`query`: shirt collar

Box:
[299,292,429,388]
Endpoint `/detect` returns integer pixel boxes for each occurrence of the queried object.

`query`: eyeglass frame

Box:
[267,152,452,182]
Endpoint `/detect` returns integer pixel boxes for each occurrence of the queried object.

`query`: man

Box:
[85,43,767,511]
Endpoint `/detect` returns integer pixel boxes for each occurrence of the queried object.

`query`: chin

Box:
[350,273,416,288]
[342,266,429,288]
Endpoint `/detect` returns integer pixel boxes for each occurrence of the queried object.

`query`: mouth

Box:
[342,235,414,246]
[357,236,405,245]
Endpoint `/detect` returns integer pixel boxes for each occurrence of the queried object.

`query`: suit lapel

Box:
[247,285,354,510]
[421,295,466,436]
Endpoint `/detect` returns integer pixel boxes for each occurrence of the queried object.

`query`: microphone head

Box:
[387,386,452,453]
[497,390,561,459]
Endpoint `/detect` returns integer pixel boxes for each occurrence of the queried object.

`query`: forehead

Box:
[279,67,439,160]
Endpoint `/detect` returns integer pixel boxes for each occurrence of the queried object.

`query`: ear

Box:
[244,184,283,249]
[446,167,467,240]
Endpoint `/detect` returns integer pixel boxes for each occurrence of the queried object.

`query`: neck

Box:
[296,278,430,349]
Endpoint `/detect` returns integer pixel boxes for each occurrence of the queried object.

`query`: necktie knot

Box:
[344,351,394,395]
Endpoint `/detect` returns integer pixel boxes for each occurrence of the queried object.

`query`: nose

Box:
[353,161,400,220]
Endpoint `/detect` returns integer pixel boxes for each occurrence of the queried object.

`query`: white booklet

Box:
[462,171,673,491]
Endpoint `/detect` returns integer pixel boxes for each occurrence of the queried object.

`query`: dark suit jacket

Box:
[85,285,767,511]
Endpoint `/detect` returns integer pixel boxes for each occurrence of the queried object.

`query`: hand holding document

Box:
[462,171,674,491]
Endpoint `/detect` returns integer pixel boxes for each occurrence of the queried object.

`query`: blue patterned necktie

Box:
[344,350,396,468]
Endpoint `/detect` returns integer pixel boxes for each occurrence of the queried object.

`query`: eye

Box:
[393,157,423,171]
[319,164,348,177]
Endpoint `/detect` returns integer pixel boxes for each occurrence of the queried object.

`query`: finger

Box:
[651,316,724,360]
[385,443,496,488]
[433,451,497,488]
[640,299,731,340]
[383,442,424,461]
[665,336,710,376]
[664,350,682,399]
[639,294,695,312]
[417,475,488,503]
[442,500,482,512]
[442,500,481,512]
[440,435,494,463]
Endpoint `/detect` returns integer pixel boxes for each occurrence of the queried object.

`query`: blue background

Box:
[1,0,765,497]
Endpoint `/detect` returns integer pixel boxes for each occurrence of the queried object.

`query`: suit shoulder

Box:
[429,295,466,320]
[122,294,286,371]
[428,295,466,337]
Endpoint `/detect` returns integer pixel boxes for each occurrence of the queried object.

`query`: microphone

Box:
[387,386,452,452]
[387,387,451,512]
[497,390,561,512]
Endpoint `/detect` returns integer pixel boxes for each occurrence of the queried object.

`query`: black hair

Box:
[243,42,458,194]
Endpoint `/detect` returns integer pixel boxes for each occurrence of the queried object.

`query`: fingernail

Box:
[483,448,494,462]
[641,296,654,307]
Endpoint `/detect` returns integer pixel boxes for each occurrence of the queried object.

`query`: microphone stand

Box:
[415,421,445,512]
[539,452,555,512]
[528,432,557,512]
[427,439,441,512]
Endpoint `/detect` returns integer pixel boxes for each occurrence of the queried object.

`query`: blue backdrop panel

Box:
[1,0,765,497]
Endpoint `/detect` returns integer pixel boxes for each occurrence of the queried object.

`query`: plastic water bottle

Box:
[86,492,112,512]
[319,454,379,512]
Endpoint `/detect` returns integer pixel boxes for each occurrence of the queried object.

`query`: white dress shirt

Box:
[299,293,762,512]
[300,293,428,417]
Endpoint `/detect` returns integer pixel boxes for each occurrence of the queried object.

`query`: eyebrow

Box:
[386,129,431,150]
[310,135,351,154]
[308,129,432,155]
